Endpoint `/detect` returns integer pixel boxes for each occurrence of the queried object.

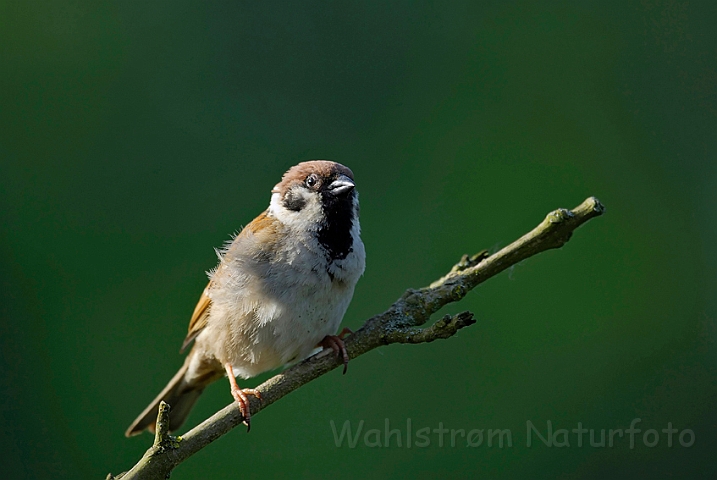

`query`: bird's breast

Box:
[201,238,364,379]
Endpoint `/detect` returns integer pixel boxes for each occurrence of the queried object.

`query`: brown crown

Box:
[272,160,354,195]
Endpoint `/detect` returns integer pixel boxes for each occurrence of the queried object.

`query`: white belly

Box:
[196,244,363,379]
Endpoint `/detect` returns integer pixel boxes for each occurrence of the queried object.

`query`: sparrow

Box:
[125,160,365,436]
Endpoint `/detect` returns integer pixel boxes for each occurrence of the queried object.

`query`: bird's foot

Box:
[320,327,353,374]
[230,387,262,432]
[225,363,262,432]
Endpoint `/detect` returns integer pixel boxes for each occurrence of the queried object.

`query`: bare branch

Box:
[110,196,605,480]
[152,401,171,449]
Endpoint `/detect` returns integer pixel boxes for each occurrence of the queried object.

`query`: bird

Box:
[125,160,366,436]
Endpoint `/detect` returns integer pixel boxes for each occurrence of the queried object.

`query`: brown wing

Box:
[181,281,212,352]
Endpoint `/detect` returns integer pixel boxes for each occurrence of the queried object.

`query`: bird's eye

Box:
[305,174,318,188]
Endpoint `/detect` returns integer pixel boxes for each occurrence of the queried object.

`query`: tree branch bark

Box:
[109,196,605,480]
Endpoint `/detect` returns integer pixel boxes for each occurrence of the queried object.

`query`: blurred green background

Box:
[2,1,716,478]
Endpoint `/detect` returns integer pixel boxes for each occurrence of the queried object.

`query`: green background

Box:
[2,1,716,478]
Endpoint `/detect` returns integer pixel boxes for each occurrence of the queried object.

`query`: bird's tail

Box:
[125,351,223,437]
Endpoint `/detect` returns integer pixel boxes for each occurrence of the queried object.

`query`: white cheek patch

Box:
[268,190,324,232]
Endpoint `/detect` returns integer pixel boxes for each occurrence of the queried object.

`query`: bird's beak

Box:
[328,175,355,196]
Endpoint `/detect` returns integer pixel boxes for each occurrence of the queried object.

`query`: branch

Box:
[109,196,605,480]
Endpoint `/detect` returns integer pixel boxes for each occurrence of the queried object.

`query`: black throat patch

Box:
[317,192,355,261]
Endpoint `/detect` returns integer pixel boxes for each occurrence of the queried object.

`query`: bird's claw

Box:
[320,328,353,374]
[230,387,262,432]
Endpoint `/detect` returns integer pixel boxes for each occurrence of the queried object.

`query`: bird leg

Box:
[224,363,262,432]
[319,327,353,374]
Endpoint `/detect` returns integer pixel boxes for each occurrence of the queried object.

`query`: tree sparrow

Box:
[126,160,365,436]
